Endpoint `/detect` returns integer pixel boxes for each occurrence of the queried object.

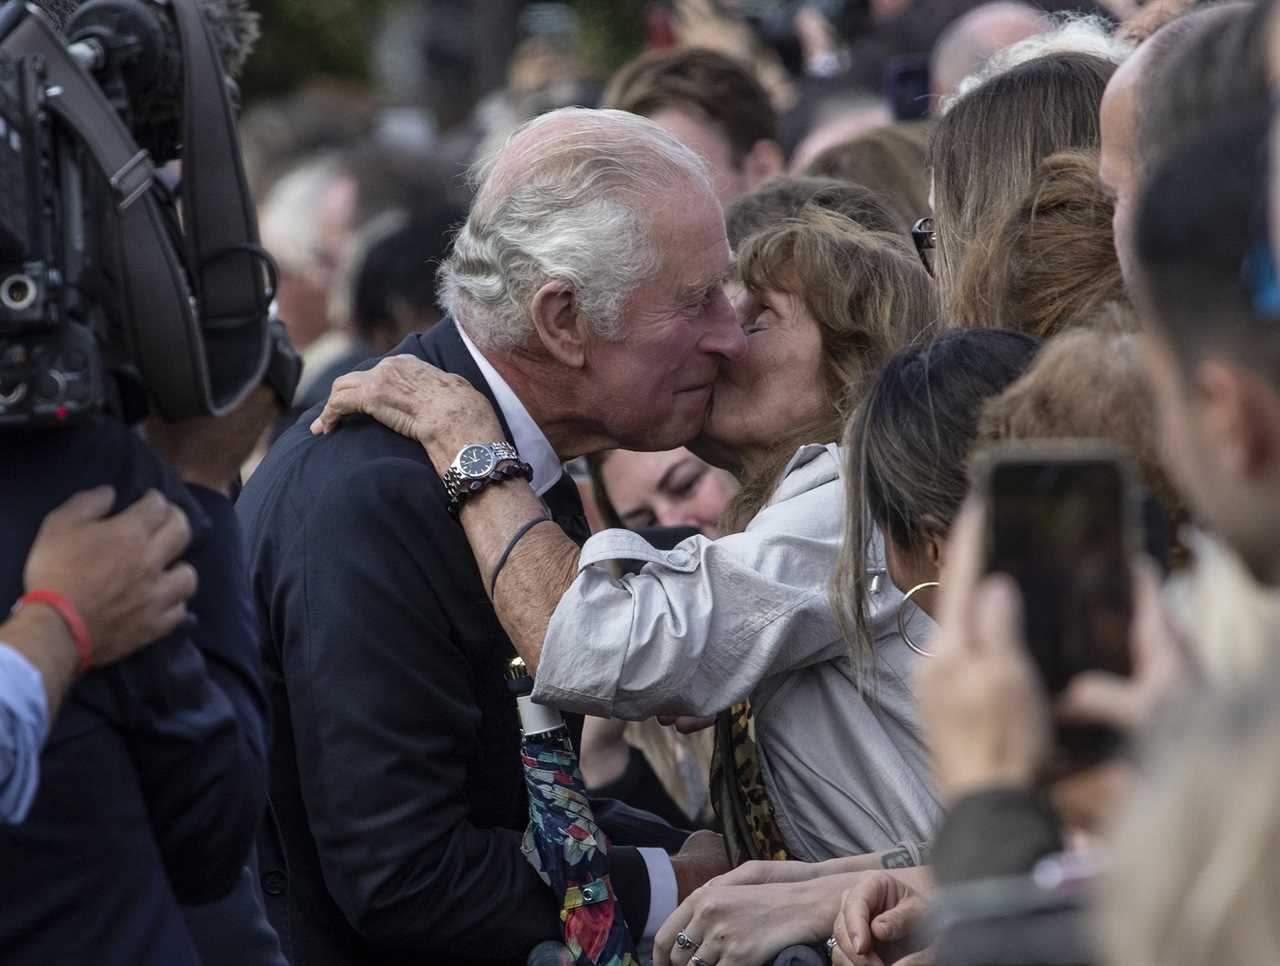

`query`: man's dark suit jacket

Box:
[0,418,271,965]
[237,319,683,966]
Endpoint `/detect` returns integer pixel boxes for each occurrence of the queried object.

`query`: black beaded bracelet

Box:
[448,460,534,517]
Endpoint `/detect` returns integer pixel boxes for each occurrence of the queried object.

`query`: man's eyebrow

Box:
[679,268,734,301]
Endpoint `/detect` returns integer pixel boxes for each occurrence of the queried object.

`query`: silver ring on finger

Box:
[690,957,715,966]
[675,931,701,951]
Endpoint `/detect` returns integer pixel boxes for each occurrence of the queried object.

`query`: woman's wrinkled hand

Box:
[654,879,838,966]
[310,355,504,466]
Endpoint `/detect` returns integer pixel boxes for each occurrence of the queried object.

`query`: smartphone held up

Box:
[976,442,1142,767]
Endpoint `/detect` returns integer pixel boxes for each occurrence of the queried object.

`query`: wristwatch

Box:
[441,441,532,517]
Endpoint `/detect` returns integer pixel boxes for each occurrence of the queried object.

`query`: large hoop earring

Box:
[896,581,940,658]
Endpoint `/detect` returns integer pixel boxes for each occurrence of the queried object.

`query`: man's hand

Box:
[654,877,841,966]
[669,830,732,903]
[24,486,197,665]
[146,384,282,494]
[311,355,504,474]
[916,504,1051,802]
[831,872,933,966]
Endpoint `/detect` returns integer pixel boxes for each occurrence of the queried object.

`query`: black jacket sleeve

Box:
[273,458,587,956]
[109,482,270,903]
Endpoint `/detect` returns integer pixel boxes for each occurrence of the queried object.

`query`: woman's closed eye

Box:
[742,299,777,336]
[663,468,705,499]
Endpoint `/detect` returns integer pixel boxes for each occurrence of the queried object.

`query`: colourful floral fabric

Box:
[521,736,638,966]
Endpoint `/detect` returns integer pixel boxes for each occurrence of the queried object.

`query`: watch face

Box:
[458,444,496,478]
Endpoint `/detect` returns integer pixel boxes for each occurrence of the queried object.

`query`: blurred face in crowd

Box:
[702,287,827,457]
[647,106,779,207]
[1140,324,1280,585]
[600,448,739,538]
[1098,51,1143,286]
[265,172,357,352]
[578,179,746,452]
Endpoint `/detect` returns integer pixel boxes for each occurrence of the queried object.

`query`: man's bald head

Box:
[1099,4,1250,286]
[470,108,712,224]
[930,2,1048,99]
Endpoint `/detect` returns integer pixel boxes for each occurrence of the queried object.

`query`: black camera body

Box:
[0,0,296,429]
[0,31,105,425]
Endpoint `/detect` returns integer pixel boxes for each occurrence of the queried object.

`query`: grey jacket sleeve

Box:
[533,449,847,719]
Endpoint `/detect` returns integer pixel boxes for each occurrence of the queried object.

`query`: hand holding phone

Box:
[978,442,1141,766]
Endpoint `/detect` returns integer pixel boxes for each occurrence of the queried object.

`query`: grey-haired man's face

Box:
[581,179,747,452]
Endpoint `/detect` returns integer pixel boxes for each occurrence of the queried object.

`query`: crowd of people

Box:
[6,0,1280,964]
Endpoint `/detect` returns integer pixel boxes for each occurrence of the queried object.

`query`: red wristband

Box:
[14,590,93,675]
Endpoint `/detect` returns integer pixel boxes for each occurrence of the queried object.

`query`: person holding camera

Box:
[0,384,281,966]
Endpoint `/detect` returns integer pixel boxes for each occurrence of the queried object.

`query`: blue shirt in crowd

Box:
[0,642,47,824]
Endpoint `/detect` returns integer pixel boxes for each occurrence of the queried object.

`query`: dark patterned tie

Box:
[542,472,591,547]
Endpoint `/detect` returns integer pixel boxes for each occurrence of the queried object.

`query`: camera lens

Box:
[1,275,37,312]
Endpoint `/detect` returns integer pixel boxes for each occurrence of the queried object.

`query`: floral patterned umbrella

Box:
[510,659,638,966]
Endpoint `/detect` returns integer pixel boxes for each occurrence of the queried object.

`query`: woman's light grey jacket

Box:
[533,443,942,860]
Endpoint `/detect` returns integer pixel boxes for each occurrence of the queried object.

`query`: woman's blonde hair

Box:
[1098,673,1280,966]
[951,150,1126,336]
[719,207,938,533]
[928,52,1115,310]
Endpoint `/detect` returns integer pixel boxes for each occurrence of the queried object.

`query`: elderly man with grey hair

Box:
[236,107,745,966]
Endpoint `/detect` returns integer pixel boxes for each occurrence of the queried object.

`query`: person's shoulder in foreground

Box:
[0,416,268,966]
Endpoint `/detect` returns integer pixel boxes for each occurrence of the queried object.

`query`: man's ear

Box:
[1196,359,1280,479]
[529,280,589,369]
[743,138,785,192]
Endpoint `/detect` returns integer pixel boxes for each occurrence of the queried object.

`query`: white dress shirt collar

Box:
[456,324,563,497]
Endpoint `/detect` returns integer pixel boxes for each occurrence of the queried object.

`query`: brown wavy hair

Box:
[802,121,933,235]
[951,150,1127,336]
[976,320,1188,565]
[719,206,938,534]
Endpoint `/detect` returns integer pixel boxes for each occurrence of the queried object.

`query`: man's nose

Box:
[701,294,747,361]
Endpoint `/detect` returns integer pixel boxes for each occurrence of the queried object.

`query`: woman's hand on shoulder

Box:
[311,355,503,466]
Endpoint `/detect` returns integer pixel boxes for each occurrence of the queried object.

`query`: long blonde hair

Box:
[928,52,1114,310]
[718,206,937,534]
